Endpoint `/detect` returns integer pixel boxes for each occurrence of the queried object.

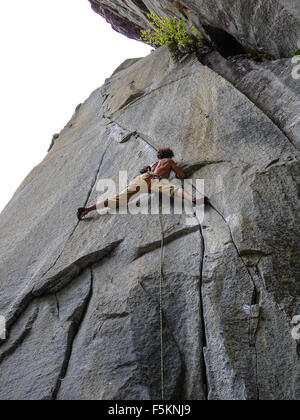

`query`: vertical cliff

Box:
[0,1,299,400]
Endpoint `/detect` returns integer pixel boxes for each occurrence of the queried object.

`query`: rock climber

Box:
[77,147,204,220]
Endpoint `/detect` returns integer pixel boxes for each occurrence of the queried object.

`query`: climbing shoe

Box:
[77,207,86,221]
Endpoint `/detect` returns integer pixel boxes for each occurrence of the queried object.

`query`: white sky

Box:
[0,0,151,212]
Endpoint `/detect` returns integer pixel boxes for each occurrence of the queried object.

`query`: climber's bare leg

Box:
[83,202,105,216]
[127,181,139,192]
[81,183,140,217]
[176,188,196,202]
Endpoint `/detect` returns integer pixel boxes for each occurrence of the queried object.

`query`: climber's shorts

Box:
[105,172,179,208]
[149,178,178,197]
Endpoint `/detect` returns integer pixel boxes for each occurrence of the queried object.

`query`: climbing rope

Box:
[159,223,165,401]
[158,215,180,400]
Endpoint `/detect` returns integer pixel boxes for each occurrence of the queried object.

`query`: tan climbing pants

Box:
[105,172,179,209]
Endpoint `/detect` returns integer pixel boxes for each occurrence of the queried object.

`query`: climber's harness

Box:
[146,172,162,193]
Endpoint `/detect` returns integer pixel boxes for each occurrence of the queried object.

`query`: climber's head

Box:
[157,148,174,160]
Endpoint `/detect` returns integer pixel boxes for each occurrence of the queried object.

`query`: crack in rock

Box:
[33,240,123,296]
[0,306,39,363]
[132,224,199,261]
[3,241,122,343]
[52,270,94,400]
[41,140,112,281]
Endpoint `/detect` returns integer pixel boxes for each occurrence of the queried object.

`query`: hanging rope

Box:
[159,225,165,401]
[158,214,180,401]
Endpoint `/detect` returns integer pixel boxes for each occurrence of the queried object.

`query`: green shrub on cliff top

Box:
[140,12,204,61]
[292,48,300,57]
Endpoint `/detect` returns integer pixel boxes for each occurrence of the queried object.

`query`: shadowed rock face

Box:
[89,0,144,40]
[88,0,300,58]
[0,18,300,401]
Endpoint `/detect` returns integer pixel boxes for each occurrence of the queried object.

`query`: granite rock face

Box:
[0,23,300,400]
[88,0,300,58]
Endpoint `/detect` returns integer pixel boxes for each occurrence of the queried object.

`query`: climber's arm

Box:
[140,165,151,174]
[171,160,185,179]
